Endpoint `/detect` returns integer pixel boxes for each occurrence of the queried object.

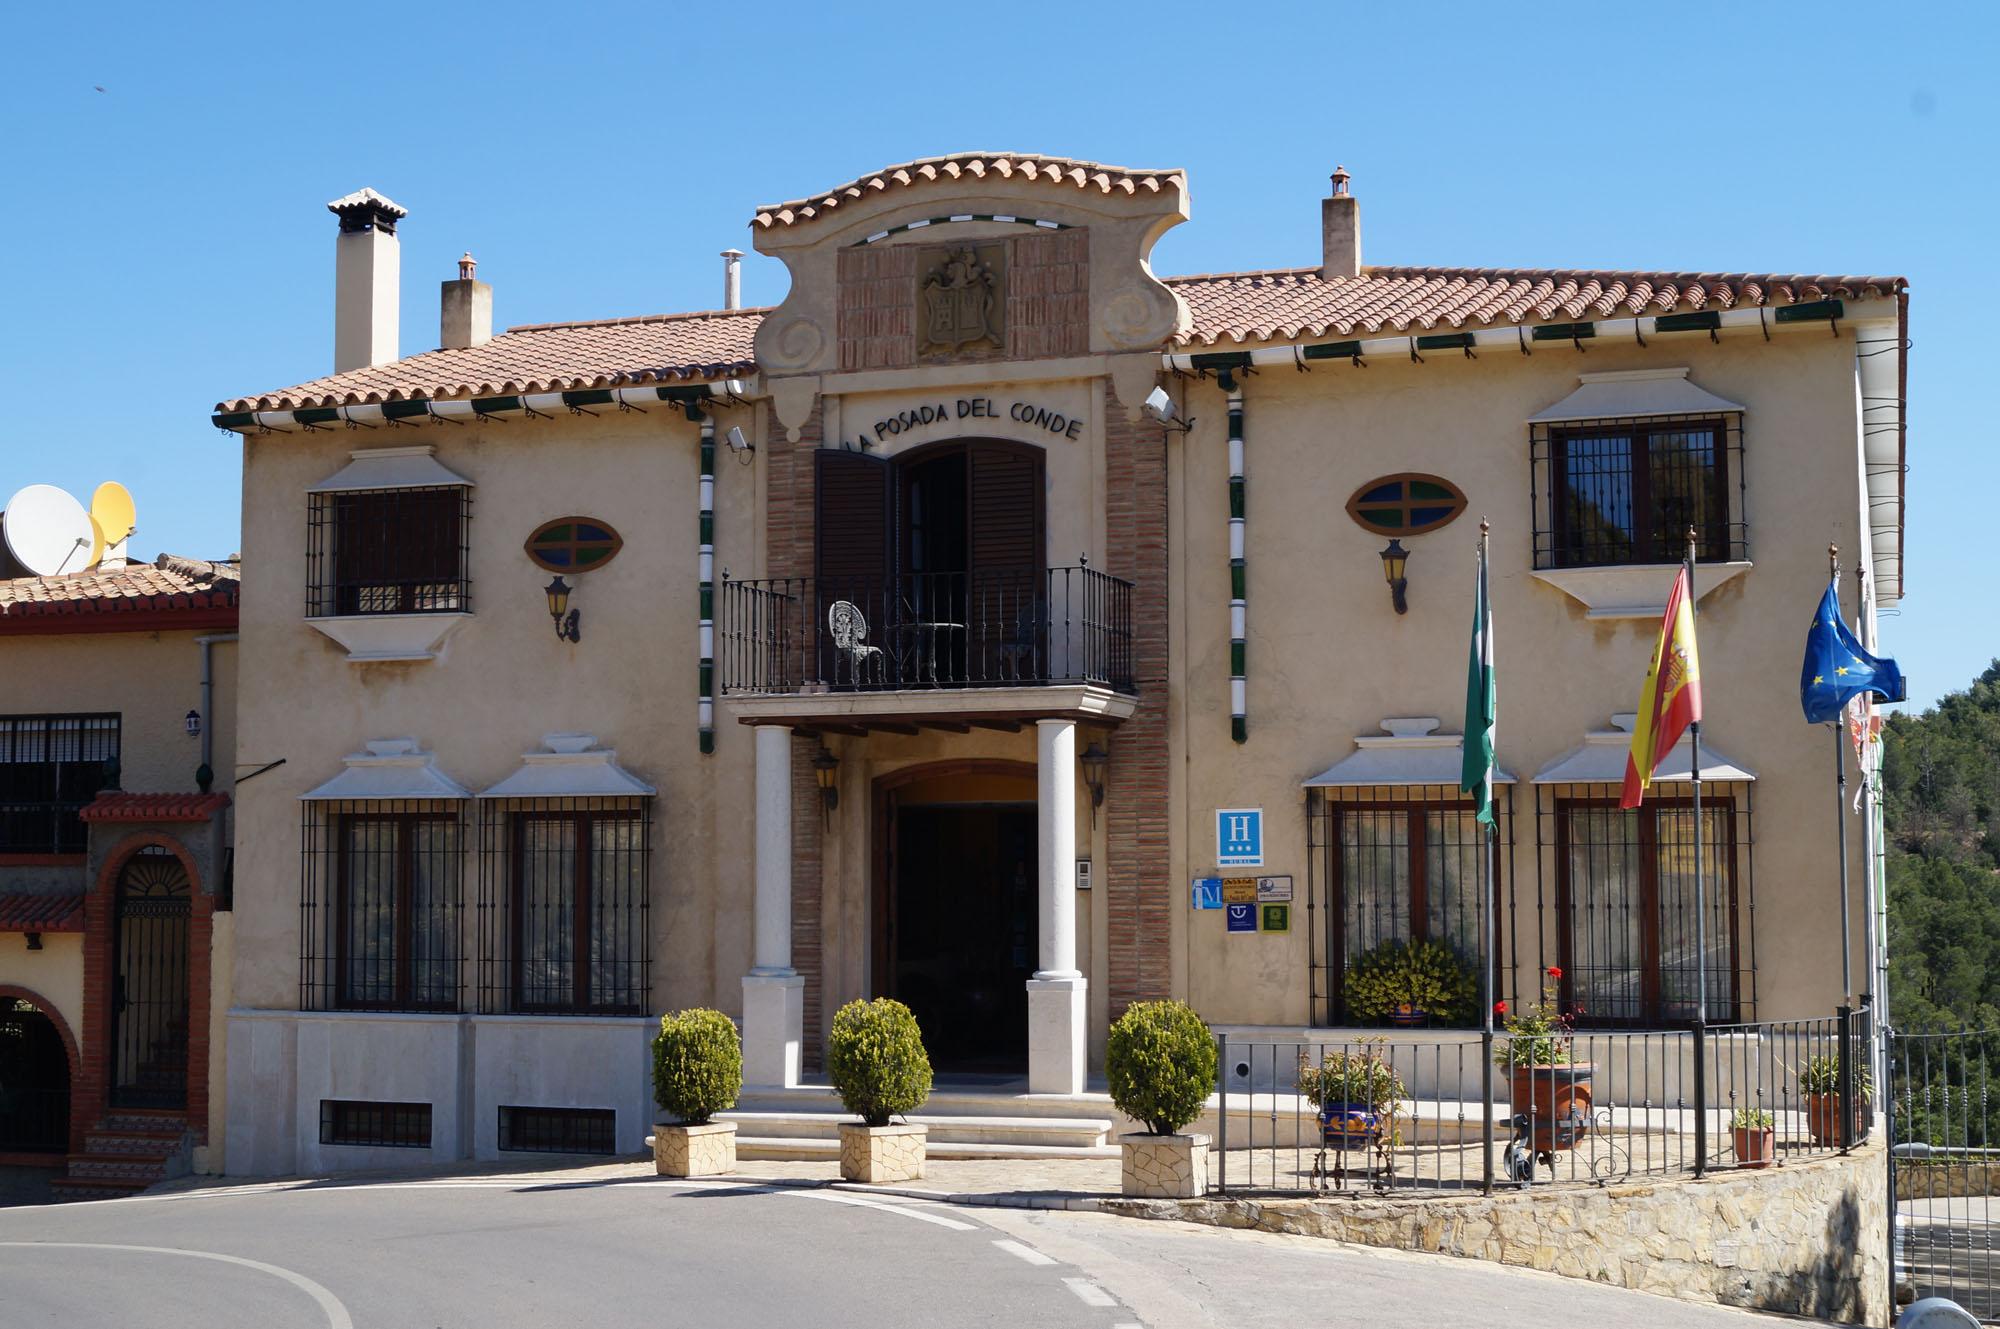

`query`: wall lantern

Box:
[1079,741,1110,822]
[1379,539,1410,615]
[545,575,581,642]
[811,744,840,819]
[184,709,202,738]
[24,932,41,952]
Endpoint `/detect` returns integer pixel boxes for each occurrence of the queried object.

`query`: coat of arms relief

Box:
[917,244,1005,356]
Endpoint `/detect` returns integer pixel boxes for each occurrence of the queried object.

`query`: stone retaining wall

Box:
[1102,1141,1887,1326]
[1895,1159,2000,1201]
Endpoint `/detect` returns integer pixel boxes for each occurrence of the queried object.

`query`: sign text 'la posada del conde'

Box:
[843,396,1086,451]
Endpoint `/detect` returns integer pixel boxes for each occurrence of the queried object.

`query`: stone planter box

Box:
[654,1121,738,1178]
[1120,1132,1210,1198]
[838,1122,926,1183]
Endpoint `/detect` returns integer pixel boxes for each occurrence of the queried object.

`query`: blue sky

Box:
[3,2,1989,707]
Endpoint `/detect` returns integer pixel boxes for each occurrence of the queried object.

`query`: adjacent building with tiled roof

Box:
[0,554,239,632]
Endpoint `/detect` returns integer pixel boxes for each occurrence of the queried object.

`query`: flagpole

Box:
[1478,520,1496,1196]
[1830,544,1853,1003]
[1688,526,1707,1179]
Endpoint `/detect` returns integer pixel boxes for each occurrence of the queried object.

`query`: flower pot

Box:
[1387,1005,1427,1028]
[654,1121,737,1178]
[838,1122,926,1183]
[1733,1125,1776,1169]
[1508,1063,1594,1153]
[1317,1102,1384,1150]
[1805,1091,1868,1146]
[1119,1132,1210,1198]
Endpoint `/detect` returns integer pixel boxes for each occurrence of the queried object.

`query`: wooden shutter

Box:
[966,443,1043,574]
[814,450,890,590]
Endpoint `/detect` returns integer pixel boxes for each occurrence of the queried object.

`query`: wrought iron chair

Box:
[826,600,886,685]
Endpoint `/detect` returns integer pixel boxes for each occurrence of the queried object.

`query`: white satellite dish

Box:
[1,485,96,577]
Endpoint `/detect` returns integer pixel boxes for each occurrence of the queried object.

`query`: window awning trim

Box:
[1303,718,1518,788]
[1531,715,1757,785]
[479,733,657,799]
[301,737,473,800]
[1527,368,1744,425]
[307,445,474,493]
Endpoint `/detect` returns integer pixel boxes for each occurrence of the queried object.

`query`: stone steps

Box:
[720,1109,1112,1149]
[51,1111,191,1202]
[731,1136,1121,1162]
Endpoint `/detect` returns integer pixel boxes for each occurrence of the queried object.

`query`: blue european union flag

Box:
[1800,581,1906,723]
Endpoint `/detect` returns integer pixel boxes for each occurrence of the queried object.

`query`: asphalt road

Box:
[0,1170,1837,1328]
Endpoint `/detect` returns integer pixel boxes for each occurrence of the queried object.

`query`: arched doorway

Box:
[109,847,192,1109]
[873,761,1038,1074]
[0,996,70,1154]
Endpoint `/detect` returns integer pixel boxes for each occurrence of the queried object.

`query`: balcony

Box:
[718,566,1136,729]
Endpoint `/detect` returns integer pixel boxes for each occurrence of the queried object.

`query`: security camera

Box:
[1142,386,1174,423]
[725,425,753,454]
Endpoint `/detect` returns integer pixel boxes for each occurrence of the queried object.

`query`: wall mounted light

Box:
[545,575,581,642]
[812,744,840,820]
[1079,740,1110,823]
[1379,539,1410,615]
[24,932,41,952]
[184,709,202,738]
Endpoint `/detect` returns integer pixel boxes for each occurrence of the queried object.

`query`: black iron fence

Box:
[1212,1009,1868,1196]
[1890,1025,2000,1320]
[718,565,1134,695]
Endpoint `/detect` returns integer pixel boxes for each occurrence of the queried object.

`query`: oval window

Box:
[525,517,623,573]
[1345,474,1467,537]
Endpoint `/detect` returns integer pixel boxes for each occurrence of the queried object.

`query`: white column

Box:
[1028,718,1087,1094]
[743,724,803,1086]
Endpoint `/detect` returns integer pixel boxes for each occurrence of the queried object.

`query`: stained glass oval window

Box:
[525,517,623,573]
[1345,474,1467,537]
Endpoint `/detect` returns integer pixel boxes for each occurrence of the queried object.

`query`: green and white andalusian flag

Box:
[1460,539,1496,825]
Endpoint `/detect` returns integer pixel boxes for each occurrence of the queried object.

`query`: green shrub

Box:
[1343,939,1477,1025]
[651,1008,743,1125]
[1730,1107,1774,1130]
[828,998,933,1127]
[1105,1000,1216,1136]
[1799,1053,1874,1100]
[1296,1048,1405,1112]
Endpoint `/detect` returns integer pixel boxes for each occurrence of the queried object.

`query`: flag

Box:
[1460,542,1496,825]
[1848,695,1881,813]
[1800,580,1906,724]
[1621,566,1702,809]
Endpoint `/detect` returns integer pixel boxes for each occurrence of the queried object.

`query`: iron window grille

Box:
[299,800,468,1013]
[476,798,651,1016]
[1307,784,1516,1028]
[497,1105,617,1155]
[306,484,471,617]
[1534,783,1757,1027]
[0,713,119,854]
[319,1099,433,1148]
[1530,414,1746,569]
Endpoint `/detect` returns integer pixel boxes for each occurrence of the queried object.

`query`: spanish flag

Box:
[1621,566,1703,809]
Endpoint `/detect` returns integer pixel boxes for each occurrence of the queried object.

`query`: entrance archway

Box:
[0,990,73,1156]
[872,760,1038,1074]
[108,847,192,1110]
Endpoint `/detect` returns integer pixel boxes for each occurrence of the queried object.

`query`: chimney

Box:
[328,187,407,373]
[440,252,492,350]
[1320,166,1361,281]
[721,248,743,310]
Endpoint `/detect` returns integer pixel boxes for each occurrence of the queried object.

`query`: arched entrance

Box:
[873,760,1038,1074]
[0,995,71,1155]
[109,847,192,1109]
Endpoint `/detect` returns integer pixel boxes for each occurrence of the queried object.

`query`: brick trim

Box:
[0,982,82,1155]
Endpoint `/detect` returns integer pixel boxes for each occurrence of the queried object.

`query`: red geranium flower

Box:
[1546,965,1564,980]
[1493,1000,1508,1015]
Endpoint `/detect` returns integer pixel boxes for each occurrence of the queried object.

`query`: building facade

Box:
[0,553,239,1194]
[212,156,1909,1175]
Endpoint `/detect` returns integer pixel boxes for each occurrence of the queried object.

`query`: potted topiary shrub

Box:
[1106,999,1217,1198]
[1800,1054,1873,1146]
[1731,1107,1776,1169]
[1297,1047,1405,1151]
[1343,939,1478,1028]
[651,1007,743,1177]
[828,997,933,1183]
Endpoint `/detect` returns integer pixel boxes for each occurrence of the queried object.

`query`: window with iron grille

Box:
[497,1105,616,1155]
[1538,784,1755,1026]
[319,1098,432,1148]
[0,714,119,854]
[306,485,471,617]
[1308,784,1513,1027]
[300,800,467,1012]
[1530,415,1745,569]
[477,798,650,1016]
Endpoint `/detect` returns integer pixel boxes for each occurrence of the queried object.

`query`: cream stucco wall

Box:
[0,931,84,1054]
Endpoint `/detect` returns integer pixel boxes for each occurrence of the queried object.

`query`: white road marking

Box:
[1063,1277,1117,1308]
[0,1242,353,1328]
[993,1238,1058,1266]
[791,1187,978,1230]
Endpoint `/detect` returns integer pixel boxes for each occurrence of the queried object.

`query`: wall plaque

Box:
[917,243,1004,356]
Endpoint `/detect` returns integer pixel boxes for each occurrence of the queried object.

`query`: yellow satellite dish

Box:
[89,481,136,568]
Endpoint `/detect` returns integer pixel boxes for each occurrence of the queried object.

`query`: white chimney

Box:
[1321,166,1361,281]
[721,248,743,310]
[328,187,407,373]
[440,252,492,351]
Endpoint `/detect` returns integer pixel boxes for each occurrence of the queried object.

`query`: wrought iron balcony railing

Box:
[719,565,1135,696]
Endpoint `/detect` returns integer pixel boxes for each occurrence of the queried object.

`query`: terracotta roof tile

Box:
[218,308,764,412]
[0,555,240,623]
[1163,266,1906,346]
[0,892,84,933]
[78,792,231,823]
[752,153,1185,230]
